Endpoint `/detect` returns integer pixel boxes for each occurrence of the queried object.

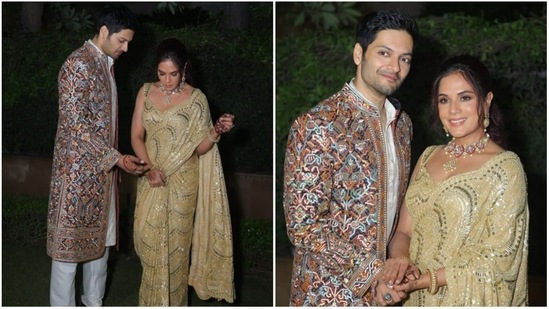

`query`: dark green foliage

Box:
[2,194,49,243]
[3,5,272,173]
[2,31,85,156]
[239,219,273,270]
[421,2,546,22]
[50,3,94,32]
[292,3,361,31]
[275,28,356,246]
[276,14,546,255]
[408,14,546,173]
[2,193,273,271]
[2,192,275,298]
[156,2,185,16]
[2,239,272,306]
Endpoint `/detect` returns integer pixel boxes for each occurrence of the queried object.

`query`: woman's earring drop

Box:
[483,114,490,132]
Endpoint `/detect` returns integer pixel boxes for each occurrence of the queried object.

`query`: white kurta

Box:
[349,80,399,241]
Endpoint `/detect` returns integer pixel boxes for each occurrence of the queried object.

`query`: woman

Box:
[131,38,235,306]
[376,55,529,306]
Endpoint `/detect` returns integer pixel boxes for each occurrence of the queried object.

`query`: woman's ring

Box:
[384,293,392,302]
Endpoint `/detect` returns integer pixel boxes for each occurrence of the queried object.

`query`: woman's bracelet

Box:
[145,165,155,174]
[427,268,439,294]
[207,129,221,143]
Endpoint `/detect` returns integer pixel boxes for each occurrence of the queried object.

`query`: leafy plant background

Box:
[2,4,274,301]
[2,2,273,174]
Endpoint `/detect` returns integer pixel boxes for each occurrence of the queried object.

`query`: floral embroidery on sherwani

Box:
[283,84,412,306]
[404,147,529,306]
[133,83,234,306]
[47,41,120,263]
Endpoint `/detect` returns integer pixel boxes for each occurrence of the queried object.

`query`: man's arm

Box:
[283,113,382,297]
[58,57,121,171]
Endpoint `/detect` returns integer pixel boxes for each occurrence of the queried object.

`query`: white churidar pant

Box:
[50,184,116,306]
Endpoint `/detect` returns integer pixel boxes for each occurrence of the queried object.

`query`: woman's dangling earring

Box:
[443,126,450,138]
[483,114,490,132]
[181,62,188,84]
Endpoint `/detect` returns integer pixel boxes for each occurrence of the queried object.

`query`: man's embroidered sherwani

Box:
[47,41,120,262]
[283,83,412,306]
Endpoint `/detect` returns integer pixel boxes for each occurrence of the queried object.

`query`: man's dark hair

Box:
[356,10,418,53]
[95,5,139,35]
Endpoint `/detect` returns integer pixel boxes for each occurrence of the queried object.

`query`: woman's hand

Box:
[214,113,235,134]
[382,256,420,287]
[146,168,167,187]
[392,271,429,294]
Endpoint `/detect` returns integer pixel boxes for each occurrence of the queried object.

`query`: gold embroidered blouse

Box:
[404,146,529,306]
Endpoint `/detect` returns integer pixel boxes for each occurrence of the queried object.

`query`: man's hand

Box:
[372,274,407,306]
[373,257,421,306]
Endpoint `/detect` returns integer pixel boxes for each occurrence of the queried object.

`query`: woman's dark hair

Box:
[356,10,419,53]
[95,5,139,35]
[155,38,195,87]
[430,54,506,148]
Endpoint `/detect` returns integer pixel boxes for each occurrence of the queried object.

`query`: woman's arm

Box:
[374,153,429,306]
[194,114,234,156]
[130,85,165,186]
[388,204,413,260]
[382,158,423,285]
[130,85,153,169]
[378,200,447,301]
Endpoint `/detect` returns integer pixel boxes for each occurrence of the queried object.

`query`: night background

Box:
[2,2,273,306]
[1,1,547,307]
[275,2,546,306]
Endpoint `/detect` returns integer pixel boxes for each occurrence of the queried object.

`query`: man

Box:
[283,10,418,306]
[47,6,142,306]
